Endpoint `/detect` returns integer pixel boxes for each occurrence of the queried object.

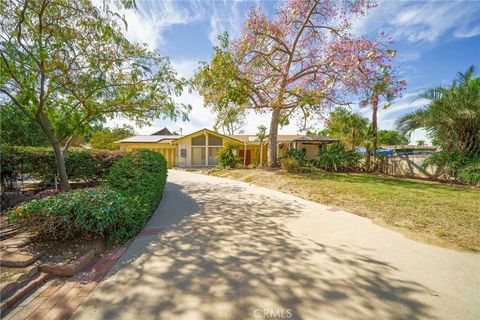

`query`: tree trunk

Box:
[352,127,356,150]
[268,108,281,166]
[259,143,263,167]
[371,99,379,169]
[35,112,71,191]
[52,142,71,191]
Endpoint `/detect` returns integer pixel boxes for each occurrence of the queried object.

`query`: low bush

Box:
[281,158,301,173]
[424,150,480,184]
[301,163,318,174]
[458,161,480,185]
[107,150,168,212]
[281,149,308,166]
[7,188,139,242]
[216,143,240,168]
[316,144,361,171]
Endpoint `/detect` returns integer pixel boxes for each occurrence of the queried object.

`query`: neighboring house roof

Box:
[383,145,439,151]
[151,127,174,135]
[229,134,338,144]
[115,135,182,143]
[292,136,340,143]
[172,128,244,145]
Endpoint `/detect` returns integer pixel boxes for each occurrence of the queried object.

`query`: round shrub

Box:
[107,150,168,212]
[7,188,140,243]
[216,143,240,168]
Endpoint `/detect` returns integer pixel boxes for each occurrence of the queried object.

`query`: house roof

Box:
[172,129,244,145]
[383,145,439,151]
[291,136,340,144]
[151,127,174,135]
[115,129,338,145]
[228,134,338,144]
[115,135,182,143]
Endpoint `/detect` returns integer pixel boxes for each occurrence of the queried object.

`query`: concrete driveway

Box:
[72,170,480,320]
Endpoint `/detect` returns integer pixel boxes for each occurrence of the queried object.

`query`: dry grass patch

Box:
[211,169,480,252]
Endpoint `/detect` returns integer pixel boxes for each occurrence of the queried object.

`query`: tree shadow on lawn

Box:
[75,180,435,320]
[285,171,476,194]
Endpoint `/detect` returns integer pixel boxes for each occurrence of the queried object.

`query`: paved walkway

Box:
[72,170,480,320]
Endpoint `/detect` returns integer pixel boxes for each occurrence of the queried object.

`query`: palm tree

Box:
[324,107,369,149]
[397,66,480,156]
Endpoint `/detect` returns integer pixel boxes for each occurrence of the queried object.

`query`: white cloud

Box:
[114,0,206,50]
[454,25,480,38]
[353,1,480,43]
[208,0,243,46]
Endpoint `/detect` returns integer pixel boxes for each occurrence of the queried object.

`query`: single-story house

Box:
[115,127,339,168]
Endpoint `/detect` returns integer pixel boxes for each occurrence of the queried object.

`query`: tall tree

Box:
[89,125,135,150]
[0,0,189,191]
[213,107,246,135]
[377,129,408,146]
[339,34,407,167]
[323,107,369,149]
[194,0,399,166]
[0,102,48,146]
[397,66,480,156]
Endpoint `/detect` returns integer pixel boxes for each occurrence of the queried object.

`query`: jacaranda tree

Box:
[194,0,402,165]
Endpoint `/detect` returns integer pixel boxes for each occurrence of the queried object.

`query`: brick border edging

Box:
[2,228,162,319]
[39,249,96,277]
[0,272,49,313]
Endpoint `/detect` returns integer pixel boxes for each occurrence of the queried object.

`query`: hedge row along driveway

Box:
[8,150,167,243]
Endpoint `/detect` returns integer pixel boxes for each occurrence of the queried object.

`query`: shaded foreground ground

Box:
[72,170,479,320]
[212,169,480,251]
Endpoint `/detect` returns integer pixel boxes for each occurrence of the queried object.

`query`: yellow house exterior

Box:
[115,128,339,168]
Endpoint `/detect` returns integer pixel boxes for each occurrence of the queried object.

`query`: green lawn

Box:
[211,169,480,252]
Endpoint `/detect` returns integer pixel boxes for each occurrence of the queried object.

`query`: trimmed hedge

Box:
[7,150,168,243]
[107,150,168,212]
[0,145,125,187]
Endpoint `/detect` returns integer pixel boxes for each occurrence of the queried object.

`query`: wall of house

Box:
[117,143,175,168]
[298,143,320,160]
[175,139,192,167]
[174,131,233,167]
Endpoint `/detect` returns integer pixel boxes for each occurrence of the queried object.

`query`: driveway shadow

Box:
[74,178,434,320]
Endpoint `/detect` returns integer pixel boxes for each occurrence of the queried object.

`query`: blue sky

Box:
[107,0,480,144]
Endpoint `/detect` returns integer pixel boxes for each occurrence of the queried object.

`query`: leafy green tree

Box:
[213,107,246,135]
[322,107,369,149]
[397,66,479,156]
[193,32,250,136]
[193,1,398,166]
[255,125,267,167]
[416,140,426,146]
[0,0,189,191]
[89,125,135,150]
[377,130,409,146]
[0,103,48,146]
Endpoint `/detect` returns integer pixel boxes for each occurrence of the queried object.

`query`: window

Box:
[208,147,221,165]
[208,134,223,146]
[191,147,206,165]
[180,149,187,158]
[191,134,206,146]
